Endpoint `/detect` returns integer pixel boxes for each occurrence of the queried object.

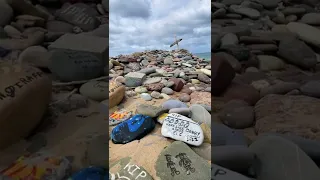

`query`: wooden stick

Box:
[52,76,109,86]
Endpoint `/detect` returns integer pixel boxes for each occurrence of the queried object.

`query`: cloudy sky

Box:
[109,0,211,57]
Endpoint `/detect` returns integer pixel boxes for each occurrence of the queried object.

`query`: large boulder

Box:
[0,63,51,150]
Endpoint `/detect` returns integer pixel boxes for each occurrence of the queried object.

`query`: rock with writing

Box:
[109,157,153,180]
[49,49,104,82]
[111,114,155,144]
[155,141,210,180]
[161,113,204,146]
[0,63,51,150]
[211,163,253,180]
[109,80,125,108]
[55,3,100,31]
[70,166,108,179]
[79,80,108,101]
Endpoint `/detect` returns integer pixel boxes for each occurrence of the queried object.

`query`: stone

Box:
[213,52,241,72]
[191,143,211,160]
[260,82,300,97]
[300,81,320,98]
[4,25,22,38]
[212,122,247,146]
[190,104,211,127]
[178,93,191,102]
[157,113,168,124]
[249,136,320,180]
[49,49,104,82]
[161,113,204,146]
[230,5,260,19]
[222,82,260,105]
[198,73,210,83]
[108,80,125,108]
[140,93,152,101]
[256,0,281,9]
[151,91,162,99]
[135,86,148,93]
[200,68,211,76]
[0,64,51,149]
[145,83,165,91]
[109,109,132,126]
[0,1,13,27]
[287,22,320,49]
[8,0,49,20]
[48,34,108,64]
[168,108,190,116]
[137,104,166,118]
[162,100,188,110]
[155,141,210,179]
[301,13,320,25]
[180,88,192,95]
[16,15,45,27]
[211,163,252,180]
[79,81,108,101]
[18,46,50,68]
[200,123,211,144]
[109,157,153,180]
[218,101,254,129]
[124,72,146,87]
[254,94,320,140]
[111,114,155,144]
[260,133,320,165]
[211,57,235,96]
[190,92,211,106]
[55,3,100,31]
[82,23,108,38]
[86,134,108,166]
[46,20,74,33]
[115,76,125,84]
[143,77,162,85]
[220,33,239,47]
[0,31,45,50]
[251,79,270,91]
[169,78,184,92]
[164,57,173,65]
[212,146,255,173]
[257,55,285,71]
[161,87,174,95]
[51,93,88,114]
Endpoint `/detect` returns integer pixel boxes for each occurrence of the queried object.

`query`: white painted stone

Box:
[161,113,204,146]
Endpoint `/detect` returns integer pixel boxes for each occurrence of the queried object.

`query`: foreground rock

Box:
[0,63,51,150]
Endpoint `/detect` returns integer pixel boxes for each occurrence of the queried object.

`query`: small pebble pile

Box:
[108,49,212,179]
[211,0,320,179]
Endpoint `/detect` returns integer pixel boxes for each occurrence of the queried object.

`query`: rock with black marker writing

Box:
[155,141,210,180]
[0,63,51,150]
[109,157,153,180]
[161,113,204,146]
[211,163,253,180]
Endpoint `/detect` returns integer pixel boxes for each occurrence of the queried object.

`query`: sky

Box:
[109,0,211,57]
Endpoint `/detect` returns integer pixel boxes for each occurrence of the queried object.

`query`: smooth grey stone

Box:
[212,122,248,146]
[212,163,253,180]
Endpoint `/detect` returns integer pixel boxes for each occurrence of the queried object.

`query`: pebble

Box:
[168,108,191,116]
[161,113,204,146]
[135,86,148,93]
[79,81,108,101]
[178,93,191,102]
[140,93,152,101]
[150,91,162,99]
[136,104,166,118]
[190,104,211,127]
[162,99,188,110]
[161,87,174,95]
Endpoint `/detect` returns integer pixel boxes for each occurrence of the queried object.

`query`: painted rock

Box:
[109,109,132,126]
[157,113,169,124]
[0,64,51,150]
[161,113,204,146]
[79,81,108,101]
[0,151,70,180]
[109,80,125,108]
[211,163,252,180]
[111,114,155,144]
[70,166,108,180]
[155,141,211,180]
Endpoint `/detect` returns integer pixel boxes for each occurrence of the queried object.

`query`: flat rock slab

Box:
[155,141,210,180]
[211,163,253,180]
[111,114,155,144]
[48,34,108,64]
[161,113,204,146]
[249,136,320,180]
[254,94,320,140]
[109,157,153,180]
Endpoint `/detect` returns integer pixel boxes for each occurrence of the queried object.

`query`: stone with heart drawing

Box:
[161,113,204,146]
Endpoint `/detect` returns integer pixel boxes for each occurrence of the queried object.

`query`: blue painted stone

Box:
[70,166,108,180]
[162,99,188,110]
[111,114,155,144]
